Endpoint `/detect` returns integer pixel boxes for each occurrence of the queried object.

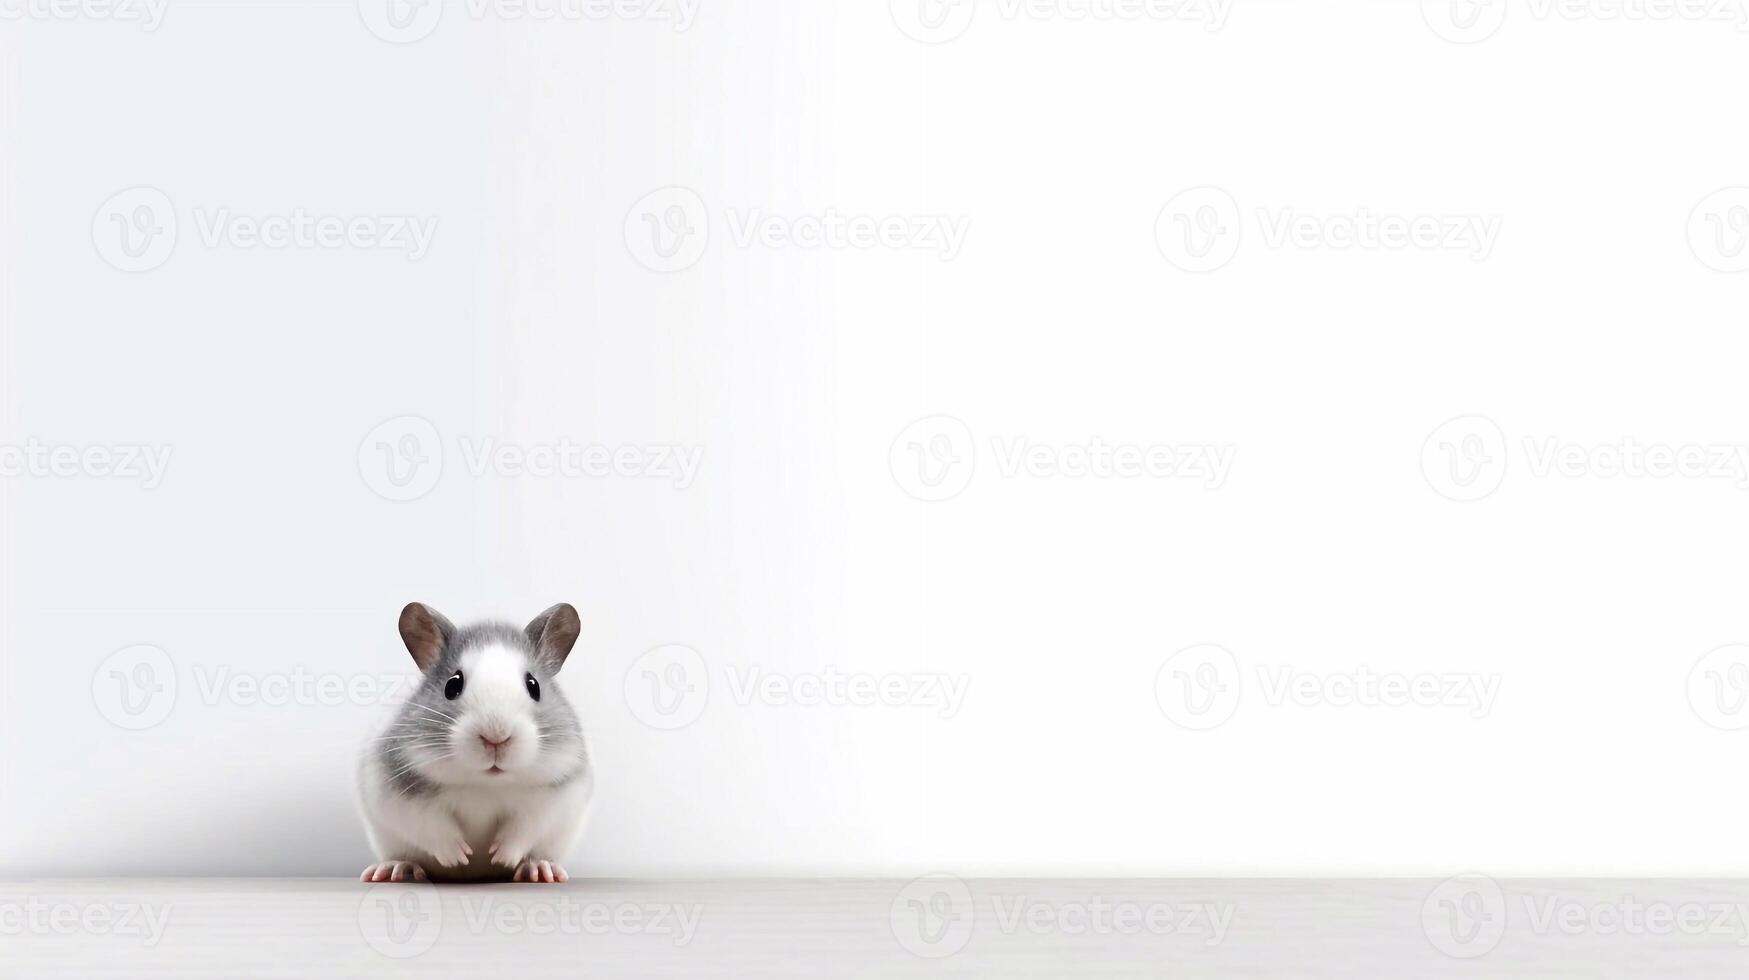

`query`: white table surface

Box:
[3,877,1746,978]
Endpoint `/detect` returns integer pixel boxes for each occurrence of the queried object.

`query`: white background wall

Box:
[4,0,1749,878]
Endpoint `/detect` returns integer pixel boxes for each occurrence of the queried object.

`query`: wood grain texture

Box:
[2,878,1746,978]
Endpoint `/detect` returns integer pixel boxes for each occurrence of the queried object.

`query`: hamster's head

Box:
[387,602,585,788]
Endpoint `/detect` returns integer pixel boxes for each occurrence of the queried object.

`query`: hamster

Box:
[358,602,592,883]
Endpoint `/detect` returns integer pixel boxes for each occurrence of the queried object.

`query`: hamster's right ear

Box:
[398,602,455,672]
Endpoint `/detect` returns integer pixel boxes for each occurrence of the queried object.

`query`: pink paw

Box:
[428,838,473,868]
[360,861,429,883]
[512,859,568,883]
[487,838,527,869]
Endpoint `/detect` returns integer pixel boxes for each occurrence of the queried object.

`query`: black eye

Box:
[525,673,540,702]
[444,671,464,700]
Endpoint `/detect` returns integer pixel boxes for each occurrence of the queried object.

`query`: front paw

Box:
[361,861,429,883]
[513,859,568,883]
[426,837,473,868]
[488,835,533,869]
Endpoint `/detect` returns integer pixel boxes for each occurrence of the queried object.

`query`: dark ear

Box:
[398,602,454,672]
[525,602,581,671]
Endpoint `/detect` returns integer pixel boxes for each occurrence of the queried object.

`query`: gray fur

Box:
[376,617,588,798]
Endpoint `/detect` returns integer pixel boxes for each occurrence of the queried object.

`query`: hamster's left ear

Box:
[526,603,581,672]
[399,602,455,673]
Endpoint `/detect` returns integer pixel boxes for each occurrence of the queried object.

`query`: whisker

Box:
[399,703,459,724]
[386,751,452,781]
[381,745,449,759]
[401,700,458,719]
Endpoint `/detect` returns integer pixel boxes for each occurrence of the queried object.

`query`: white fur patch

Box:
[451,644,540,772]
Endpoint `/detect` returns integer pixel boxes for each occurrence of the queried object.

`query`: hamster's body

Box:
[358,606,590,884]
[358,756,593,882]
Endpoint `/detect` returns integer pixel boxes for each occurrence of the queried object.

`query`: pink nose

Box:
[480,734,511,750]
